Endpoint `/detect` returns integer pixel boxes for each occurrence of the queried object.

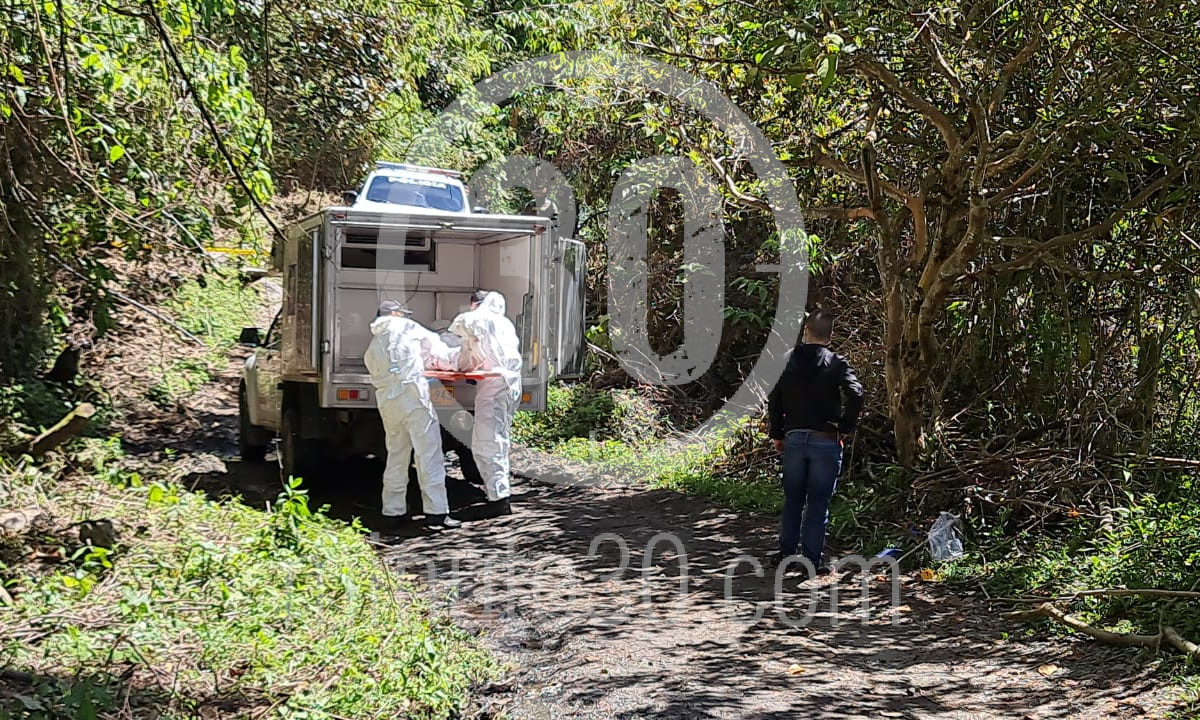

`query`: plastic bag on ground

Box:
[927,511,964,563]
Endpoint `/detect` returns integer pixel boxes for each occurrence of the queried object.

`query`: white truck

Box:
[237,162,587,480]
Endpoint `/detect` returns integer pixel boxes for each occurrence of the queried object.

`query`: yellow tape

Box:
[204,247,258,256]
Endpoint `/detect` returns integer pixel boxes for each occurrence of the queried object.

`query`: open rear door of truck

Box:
[552,238,588,379]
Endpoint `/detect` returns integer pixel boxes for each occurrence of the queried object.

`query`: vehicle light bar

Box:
[374,161,463,179]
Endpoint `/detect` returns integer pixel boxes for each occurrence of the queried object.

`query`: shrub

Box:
[514,383,667,448]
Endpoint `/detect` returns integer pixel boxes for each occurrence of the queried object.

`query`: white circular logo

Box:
[402,50,810,485]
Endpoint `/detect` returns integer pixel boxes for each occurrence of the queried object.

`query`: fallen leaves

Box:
[1036,663,1061,677]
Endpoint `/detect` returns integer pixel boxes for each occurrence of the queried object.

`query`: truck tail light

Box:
[521,392,531,404]
[337,388,369,401]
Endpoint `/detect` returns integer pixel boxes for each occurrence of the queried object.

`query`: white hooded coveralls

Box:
[449,292,522,501]
[364,315,459,516]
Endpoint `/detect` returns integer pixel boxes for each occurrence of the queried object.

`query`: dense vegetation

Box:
[3,0,1200,706]
[1,441,496,718]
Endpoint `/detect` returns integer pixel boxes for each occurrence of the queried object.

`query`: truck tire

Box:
[279,401,322,483]
[238,382,271,463]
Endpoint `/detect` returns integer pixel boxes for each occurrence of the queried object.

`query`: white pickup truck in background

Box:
[237,162,587,481]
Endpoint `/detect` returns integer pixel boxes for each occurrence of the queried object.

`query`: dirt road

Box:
[378,460,1171,720]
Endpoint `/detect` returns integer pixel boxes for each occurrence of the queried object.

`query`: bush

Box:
[513,384,665,449]
[945,475,1200,646]
[1,440,498,719]
[0,379,75,445]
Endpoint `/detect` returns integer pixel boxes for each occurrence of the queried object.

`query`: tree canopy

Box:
[4,0,1199,469]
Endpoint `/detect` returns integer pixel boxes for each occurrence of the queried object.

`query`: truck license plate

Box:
[431,386,456,406]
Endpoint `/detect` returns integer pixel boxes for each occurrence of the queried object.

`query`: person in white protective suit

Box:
[364,300,461,529]
[450,290,522,517]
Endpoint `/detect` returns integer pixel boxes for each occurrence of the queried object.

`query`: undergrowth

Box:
[513,384,666,448]
[944,475,1200,641]
[148,270,258,407]
[0,439,497,719]
[0,380,80,448]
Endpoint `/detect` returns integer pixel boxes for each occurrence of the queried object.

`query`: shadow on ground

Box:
[0,668,272,719]
[180,446,496,538]
[376,475,1171,720]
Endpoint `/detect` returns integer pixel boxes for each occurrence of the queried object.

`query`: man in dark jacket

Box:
[767,309,864,575]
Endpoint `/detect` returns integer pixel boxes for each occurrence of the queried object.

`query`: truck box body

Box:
[241,202,586,476]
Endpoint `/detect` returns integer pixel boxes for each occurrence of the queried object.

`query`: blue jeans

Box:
[779,431,843,565]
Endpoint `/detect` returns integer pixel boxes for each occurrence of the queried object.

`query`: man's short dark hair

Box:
[804,309,835,342]
[470,289,489,306]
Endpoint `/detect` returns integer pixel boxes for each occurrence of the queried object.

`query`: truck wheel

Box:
[238,382,270,463]
[279,402,321,483]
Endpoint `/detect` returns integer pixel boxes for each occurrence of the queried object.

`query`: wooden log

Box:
[999,587,1200,603]
[1005,602,1200,659]
[19,403,97,458]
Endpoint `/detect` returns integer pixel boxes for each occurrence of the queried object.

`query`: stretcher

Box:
[423,370,505,382]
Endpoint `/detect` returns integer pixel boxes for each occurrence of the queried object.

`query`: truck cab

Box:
[344,162,474,215]
[237,165,587,482]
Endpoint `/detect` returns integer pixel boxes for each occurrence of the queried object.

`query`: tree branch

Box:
[805,206,875,220]
[1042,38,1082,107]
[988,32,1042,113]
[1004,602,1200,659]
[983,166,1188,273]
[50,255,207,347]
[914,18,963,94]
[853,57,962,150]
[968,101,990,193]
[702,154,770,210]
[985,127,1040,177]
[987,150,1055,203]
[789,149,909,202]
[630,40,757,67]
[143,0,287,244]
[673,123,771,211]
[905,193,929,266]
[1003,588,1200,603]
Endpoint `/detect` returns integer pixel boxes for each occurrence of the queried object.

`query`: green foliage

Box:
[1,0,272,380]
[514,384,613,446]
[218,0,501,189]
[2,438,497,719]
[148,268,256,406]
[513,383,665,448]
[554,436,635,463]
[168,270,256,348]
[946,476,1200,649]
[0,379,76,445]
[653,459,781,514]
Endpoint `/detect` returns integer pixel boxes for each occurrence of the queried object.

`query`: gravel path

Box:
[378,451,1173,720]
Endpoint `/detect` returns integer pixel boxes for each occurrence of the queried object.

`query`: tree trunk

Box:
[1132,329,1161,453]
[875,194,986,467]
[880,274,926,466]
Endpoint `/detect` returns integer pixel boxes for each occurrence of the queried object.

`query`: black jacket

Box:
[768,344,864,439]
